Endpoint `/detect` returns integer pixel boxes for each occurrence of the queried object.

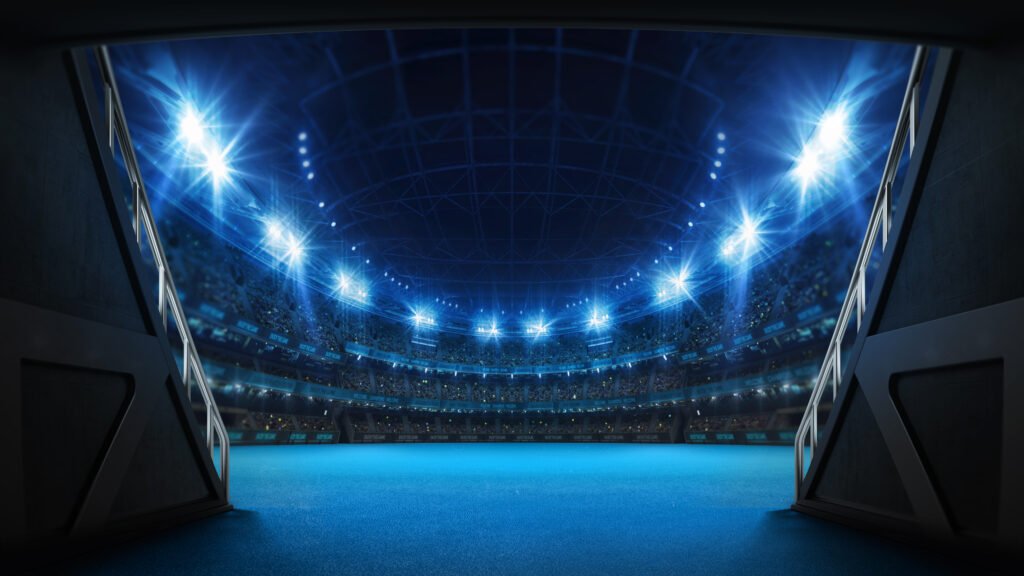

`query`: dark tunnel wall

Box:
[0,48,228,566]
[876,50,1024,334]
[798,48,1024,561]
[0,50,148,332]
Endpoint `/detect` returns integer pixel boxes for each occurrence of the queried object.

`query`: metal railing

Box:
[794,46,929,500]
[94,45,229,498]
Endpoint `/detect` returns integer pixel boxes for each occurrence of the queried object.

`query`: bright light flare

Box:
[721,212,763,260]
[179,108,205,146]
[526,318,549,336]
[793,146,821,189]
[266,221,283,241]
[739,218,759,245]
[263,219,305,265]
[411,309,436,326]
[588,309,610,329]
[657,265,695,302]
[671,268,690,292]
[284,235,304,263]
[818,107,848,150]
[477,321,500,337]
[792,104,853,194]
[175,102,235,189]
[203,145,230,186]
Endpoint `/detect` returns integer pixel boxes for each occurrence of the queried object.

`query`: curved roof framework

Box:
[112,29,913,335]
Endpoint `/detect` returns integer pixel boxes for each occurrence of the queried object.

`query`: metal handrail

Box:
[794,46,929,500]
[94,45,229,499]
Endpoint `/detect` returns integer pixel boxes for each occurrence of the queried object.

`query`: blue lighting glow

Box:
[656,263,697,302]
[179,108,204,146]
[793,146,822,190]
[411,309,436,327]
[336,270,369,302]
[525,317,550,336]
[818,107,849,151]
[204,146,230,186]
[588,308,610,330]
[791,103,858,199]
[175,103,236,190]
[476,321,501,338]
[671,268,690,292]
[284,237,303,262]
[263,218,307,267]
[720,210,764,261]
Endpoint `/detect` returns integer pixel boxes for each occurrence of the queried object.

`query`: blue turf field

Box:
[69,444,973,575]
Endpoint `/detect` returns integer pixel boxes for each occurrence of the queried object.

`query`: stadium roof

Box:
[112,29,913,334]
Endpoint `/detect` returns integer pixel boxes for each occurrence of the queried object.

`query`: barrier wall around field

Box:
[218,429,798,445]
[352,433,671,443]
[684,429,795,445]
[208,429,340,445]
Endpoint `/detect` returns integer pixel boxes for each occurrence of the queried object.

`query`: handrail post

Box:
[183,345,191,401]
[910,83,920,154]
[131,181,141,244]
[206,403,214,455]
[810,405,817,460]
[795,436,803,500]
[856,268,866,330]
[832,344,841,400]
[158,267,167,327]
[105,84,114,152]
[883,181,892,248]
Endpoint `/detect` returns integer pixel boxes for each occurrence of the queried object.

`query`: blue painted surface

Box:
[70,444,971,575]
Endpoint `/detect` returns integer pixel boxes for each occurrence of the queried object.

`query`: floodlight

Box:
[285,236,304,262]
[180,109,204,146]
[818,108,847,150]
[793,146,821,188]
[266,221,283,241]
[204,146,229,185]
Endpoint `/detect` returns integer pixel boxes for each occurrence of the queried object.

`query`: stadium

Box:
[2,3,1022,575]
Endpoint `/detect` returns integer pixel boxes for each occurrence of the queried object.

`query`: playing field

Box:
[68,443,967,575]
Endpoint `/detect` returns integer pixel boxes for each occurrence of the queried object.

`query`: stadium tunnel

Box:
[2,2,1024,573]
